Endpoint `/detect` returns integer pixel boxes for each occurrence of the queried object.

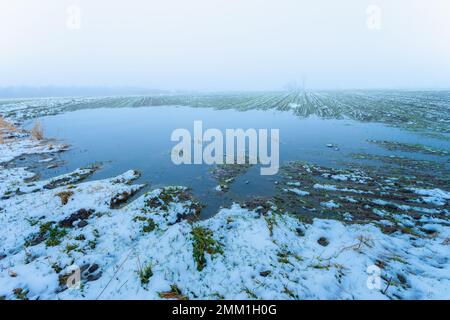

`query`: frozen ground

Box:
[0,116,449,300]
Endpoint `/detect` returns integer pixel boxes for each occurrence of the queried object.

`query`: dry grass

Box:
[158,285,188,300]
[55,191,74,205]
[0,116,16,131]
[0,116,17,144]
[31,120,44,140]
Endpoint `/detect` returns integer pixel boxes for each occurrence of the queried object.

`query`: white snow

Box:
[320,200,340,209]
[284,188,310,196]
[409,188,450,206]
[0,139,66,164]
[313,183,371,194]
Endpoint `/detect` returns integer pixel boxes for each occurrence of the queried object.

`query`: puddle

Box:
[23,105,449,218]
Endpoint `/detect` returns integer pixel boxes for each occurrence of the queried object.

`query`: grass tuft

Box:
[139,264,153,285]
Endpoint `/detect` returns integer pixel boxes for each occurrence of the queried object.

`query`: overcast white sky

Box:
[1,0,450,91]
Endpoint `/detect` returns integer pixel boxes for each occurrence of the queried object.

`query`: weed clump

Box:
[75,234,86,241]
[33,221,67,247]
[143,187,202,220]
[31,120,44,140]
[45,226,67,247]
[133,216,156,233]
[143,219,156,233]
[144,187,190,211]
[191,226,223,271]
[64,243,79,254]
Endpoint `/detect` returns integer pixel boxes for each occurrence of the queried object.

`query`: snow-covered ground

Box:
[0,119,449,300]
[0,138,67,164]
[0,167,448,299]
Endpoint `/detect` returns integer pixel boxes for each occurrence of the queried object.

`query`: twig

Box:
[96,249,133,300]
[382,276,393,295]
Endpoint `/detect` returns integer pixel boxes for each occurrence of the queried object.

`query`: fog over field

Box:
[1,0,450,91]
[1,1,449,302]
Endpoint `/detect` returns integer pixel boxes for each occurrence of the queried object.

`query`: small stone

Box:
[259,270,271,277]
[317,237,329,247]
[296,228,305,237]
[8,270,17,277]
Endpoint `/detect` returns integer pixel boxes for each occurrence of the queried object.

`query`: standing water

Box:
[24,105,449,218]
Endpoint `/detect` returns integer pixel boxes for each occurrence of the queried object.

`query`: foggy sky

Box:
[1,0,450,91]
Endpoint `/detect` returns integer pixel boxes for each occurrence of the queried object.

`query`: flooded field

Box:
[18,103,449,218]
